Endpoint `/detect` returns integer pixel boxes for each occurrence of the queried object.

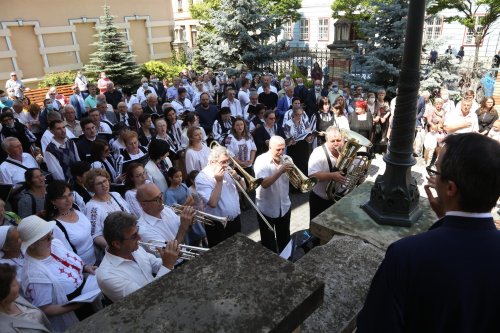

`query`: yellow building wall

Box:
[0,0,174,88]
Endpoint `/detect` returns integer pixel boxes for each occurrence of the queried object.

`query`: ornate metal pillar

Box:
[362,0,426,227]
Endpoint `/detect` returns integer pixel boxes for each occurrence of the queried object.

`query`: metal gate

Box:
[260,47,330,77]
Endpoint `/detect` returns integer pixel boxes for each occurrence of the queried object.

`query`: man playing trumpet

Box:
[254,136,294,253]
[195,145,246,247]
[308,126,348,221]
[96,211,180,302]
[136,183,195,246]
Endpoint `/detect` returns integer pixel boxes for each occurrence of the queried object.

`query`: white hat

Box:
[18,215,55,253]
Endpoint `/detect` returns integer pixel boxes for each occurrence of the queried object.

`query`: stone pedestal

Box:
[327,44,353,87]
[67,234,324,333]
[296,235,385,333]
[310,181,436,250]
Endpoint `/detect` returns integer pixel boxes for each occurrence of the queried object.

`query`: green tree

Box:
[427,0,500,70]
[344,0,408,94]
[84,5,140,86]
[190,0,221,21]
[196,0,287,70]
[258,0,302,27]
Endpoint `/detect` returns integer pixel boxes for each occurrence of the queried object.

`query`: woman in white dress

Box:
[18,215,98,332]
[185,127,211,174]
[144,139,173,193]
[84,169,130,252]
[44,181,96,266]
[225,117,257,176]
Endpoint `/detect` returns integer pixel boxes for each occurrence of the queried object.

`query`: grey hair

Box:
[249,91,259,98]
[102,211,137,246]
[325,126,341,139]
[1,137,20,153]
[63,104,75,113]
[269,135,285,148]
[208,145,229,163]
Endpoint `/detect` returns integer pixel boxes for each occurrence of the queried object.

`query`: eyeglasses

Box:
[122,226,140,241]
[141,193,163,203]
[426,166,441,177]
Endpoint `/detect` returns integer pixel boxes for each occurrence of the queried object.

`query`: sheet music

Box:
[64,275,101,305]
[279,239,293,260]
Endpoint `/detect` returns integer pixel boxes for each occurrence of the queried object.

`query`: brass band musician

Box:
[96,211,180,303]
[253,136,294,253]
[195,145,246,247]
[308,126,347,221]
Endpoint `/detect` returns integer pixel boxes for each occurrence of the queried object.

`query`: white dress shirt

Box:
[96,246,170,302]
[195,166,241,220]
[254,151,291,218]
[137,208,181,243]
[40,128,75,152]
[221,98,244,118]
[0,154,38,185]
[43,138,80,181]
[238,89,250,110]
[308,144,337,200]
[444,110,479,134]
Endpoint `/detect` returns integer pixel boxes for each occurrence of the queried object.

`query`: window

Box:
[191,25,198,47]
[318,18,329,41]
[299,18,309,40]
[464,16,483,45]
[178,0,183,12]
[283,21,293,40]
[423,16,442,41]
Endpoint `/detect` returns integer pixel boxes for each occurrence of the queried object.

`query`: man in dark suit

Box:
[305,79,322,117]
[357,133,500,332]
[69,85,87,119]
[142,93,162,115]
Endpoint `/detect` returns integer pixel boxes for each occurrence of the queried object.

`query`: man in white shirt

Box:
[89,108,112,134]
[444,99,479,134]
[253,136,294,253]
[195,145,246,247]
[171,88,194,115]
[257,75,278,94]
[454,90,479,115]
[237,78,251,111]
[221,87,243,118]
[137,77,157,104]
[11,101,28,125]
[40,111,75,152]
[96,211,180,302]
[308,126,347,220]
[136,183,193,245]
[0,137,39,185]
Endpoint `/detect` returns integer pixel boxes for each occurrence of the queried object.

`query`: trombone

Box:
[210,140,263,192]
[169,203,228,228]
[138,240,209,261]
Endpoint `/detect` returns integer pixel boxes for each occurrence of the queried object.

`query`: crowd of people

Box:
[0,64,499,332]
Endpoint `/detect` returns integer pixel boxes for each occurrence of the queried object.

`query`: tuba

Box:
[326,129,372,202]
[281,156,318,193]
[210,140,263,192]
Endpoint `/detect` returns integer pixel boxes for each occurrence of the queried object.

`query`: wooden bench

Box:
[24,84,75,107]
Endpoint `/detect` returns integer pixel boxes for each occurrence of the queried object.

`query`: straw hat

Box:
[18,215,55,253]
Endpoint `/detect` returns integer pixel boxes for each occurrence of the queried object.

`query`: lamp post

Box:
[362,0,426,227]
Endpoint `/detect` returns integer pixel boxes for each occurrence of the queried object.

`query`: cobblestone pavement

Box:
[241,154,500,242]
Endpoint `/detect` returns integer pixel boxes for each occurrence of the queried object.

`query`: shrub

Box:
[38,71,76,88]
[140,61,185,82]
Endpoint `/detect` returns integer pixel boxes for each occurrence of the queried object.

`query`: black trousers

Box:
[257,209,291,253]
[309,191,334,222]
[205,215,241,248]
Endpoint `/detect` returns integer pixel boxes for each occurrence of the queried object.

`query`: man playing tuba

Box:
[307,126,348,221]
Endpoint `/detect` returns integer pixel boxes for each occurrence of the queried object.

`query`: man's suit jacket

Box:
[142,104,162,115]
[357,214,500,333]
[305,88,319,117]
[276,96,292,128]
[70,94,86,119]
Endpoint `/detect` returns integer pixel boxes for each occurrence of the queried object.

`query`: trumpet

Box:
[138,240,209,261]
[210,140,263,192]
[281,156,318,193]
[169,203,228,228]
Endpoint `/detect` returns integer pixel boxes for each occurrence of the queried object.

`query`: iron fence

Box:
[259,47,330,78]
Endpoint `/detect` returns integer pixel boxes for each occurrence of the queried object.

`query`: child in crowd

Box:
[423,124,439,166]
[488,119,500,143]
